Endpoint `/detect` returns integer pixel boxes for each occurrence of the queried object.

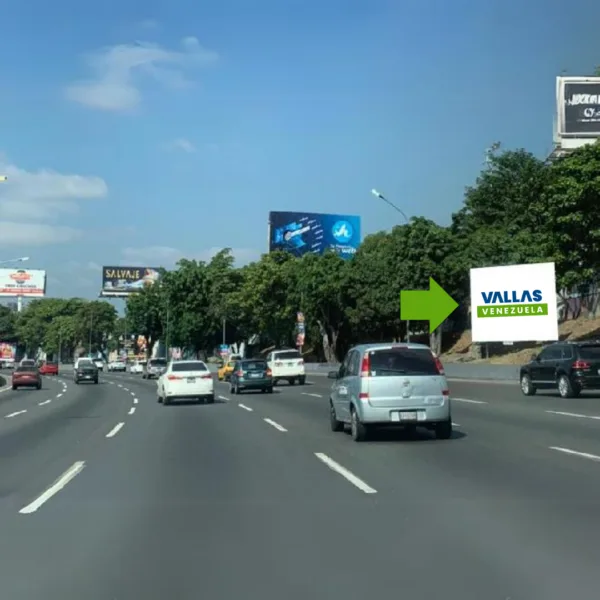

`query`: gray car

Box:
[328,342,452,442]
[143,358,167,379]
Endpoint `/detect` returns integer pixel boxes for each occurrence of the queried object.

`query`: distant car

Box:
[143,358,167,379]
[39,361,59,376]
[12,366,42,390]
[108,360,126,372]
[266,349,306,385]
[157,360,214,405]
[519,340,600,398]
[217,360,236,382]
[93,358,105,371]
[19,358,36,368]
[328,343,452,442]
[129,360,144,374]
[229,359,273,394]
[74,358,99,384]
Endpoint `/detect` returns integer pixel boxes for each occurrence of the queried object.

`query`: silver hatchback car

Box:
[328,342,452,442]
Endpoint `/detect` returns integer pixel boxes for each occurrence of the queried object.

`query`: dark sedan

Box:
[12,366,42,390]
[229,359,273,394]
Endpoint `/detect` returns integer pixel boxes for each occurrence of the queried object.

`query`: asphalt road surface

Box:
[0,369,599,598]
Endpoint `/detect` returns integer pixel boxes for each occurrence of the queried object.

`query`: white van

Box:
[266,349,305,385]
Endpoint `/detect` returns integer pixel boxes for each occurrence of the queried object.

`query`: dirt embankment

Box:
[442,316,600,365]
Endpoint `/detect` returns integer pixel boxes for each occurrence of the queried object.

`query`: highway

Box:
[0,369,599,598]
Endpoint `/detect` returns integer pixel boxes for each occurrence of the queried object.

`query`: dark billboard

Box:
[101,266,161,297]
[268,211,361,259]
[558,77,600,137]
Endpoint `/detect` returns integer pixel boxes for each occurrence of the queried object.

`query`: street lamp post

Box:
[371,188,412,341]
[0,256,31,312]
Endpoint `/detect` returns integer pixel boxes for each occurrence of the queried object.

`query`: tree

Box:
[0,306,17,342]
[125,284,165,357]
[545,141,600,289]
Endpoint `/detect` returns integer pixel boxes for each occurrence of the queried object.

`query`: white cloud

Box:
[0,161,107,222]
[167,138,196,153]
[121,245,261,267]
[0,222,83,246]
[65,36,219,112]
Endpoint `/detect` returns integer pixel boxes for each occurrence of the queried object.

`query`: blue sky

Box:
[0,0,599,301]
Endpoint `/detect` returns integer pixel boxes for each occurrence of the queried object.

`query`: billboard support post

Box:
[17,296,22,313]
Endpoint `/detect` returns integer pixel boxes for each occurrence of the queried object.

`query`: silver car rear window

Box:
[367,348,438,377]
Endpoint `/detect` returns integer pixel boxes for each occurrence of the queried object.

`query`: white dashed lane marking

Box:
[19,461,86,515]
[128,407,136,415]
[106,422,125,438]
[5,410,27,419]
[238,403,253,412]
[314,453,377,494]
[38,400,51,406]
[550,446,600,462]
[264,418,287,432]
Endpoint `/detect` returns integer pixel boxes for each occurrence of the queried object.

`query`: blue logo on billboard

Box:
[332,220,353,243]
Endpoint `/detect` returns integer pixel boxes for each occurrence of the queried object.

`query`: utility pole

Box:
[371,188,411,342]
[165,301,171,360]
[222,317,226,345]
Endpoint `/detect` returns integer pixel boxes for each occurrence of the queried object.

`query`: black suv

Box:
[520,341,600,398]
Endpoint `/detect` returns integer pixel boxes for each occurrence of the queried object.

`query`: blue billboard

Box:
[268,211,361,259]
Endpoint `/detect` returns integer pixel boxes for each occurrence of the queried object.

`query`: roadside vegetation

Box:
[3,141,600,363]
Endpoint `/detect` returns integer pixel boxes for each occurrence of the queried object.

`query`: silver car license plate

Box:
[399,411,418,421]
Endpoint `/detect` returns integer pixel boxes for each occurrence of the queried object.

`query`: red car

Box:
[39,361,59,375]
[12,366,42,390]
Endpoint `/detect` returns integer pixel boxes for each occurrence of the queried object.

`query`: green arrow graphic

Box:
[400,277,459,333]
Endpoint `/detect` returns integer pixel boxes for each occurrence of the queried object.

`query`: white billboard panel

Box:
[470,262,558,343]
[0,268,46,297]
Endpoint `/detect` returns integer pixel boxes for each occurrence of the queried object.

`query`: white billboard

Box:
[0,268,46,297]
[470,262,558,343]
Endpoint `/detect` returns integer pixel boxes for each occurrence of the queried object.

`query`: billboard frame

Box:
[0,268,47,298]
[100,266,160,298]
[556,76,600,137]
[267,211,361,259]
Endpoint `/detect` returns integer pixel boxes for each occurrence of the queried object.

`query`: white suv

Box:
[266,349,306,385]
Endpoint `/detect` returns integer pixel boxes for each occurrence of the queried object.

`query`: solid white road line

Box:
[452,422,460,427]
[302,392,323,398]
[546,410,600,421]
[38,400,51,406]
[314,453,377,494]
[128,407,136,415]
[106,422,125,438]
[0,385,12,393]
[238,403,253,412]
[5,410,27,418]
[19,461,86,514]
[452,397,487,404]
[550,446,600,462]
[218,395,229,402]
[133,397,138,404]
[264,418,287,432]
